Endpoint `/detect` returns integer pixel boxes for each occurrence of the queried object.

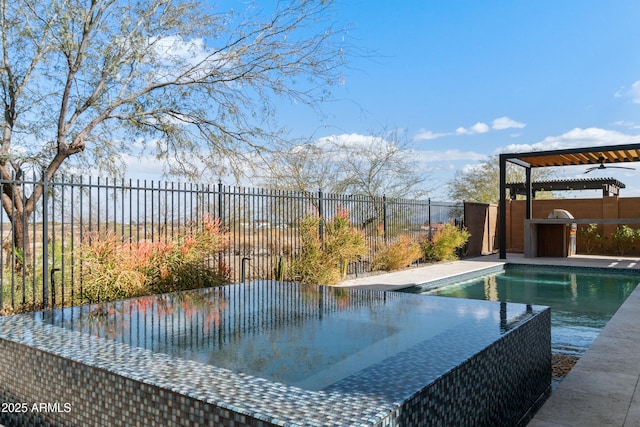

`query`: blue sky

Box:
[118,1,640,200]
[272,0,640,199]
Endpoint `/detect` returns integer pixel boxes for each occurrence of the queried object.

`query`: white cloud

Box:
[456,122,490,135]
[471,122,490,134]
[147,36,233,85]
[312,133,408,163]
[613,120,640,129]
[412,149,487,163]
[9,144,27,157]
[151,36,210,64]
[416,116,525,140]
[313,133,486,165]
[460,162,485,174]
[629,82,640,103]
[316,133,386,149]
[497,127,640,154]
[412,130,450,141]
[123,153,168,176]
[492,116,526,130]
[615,81,640,103]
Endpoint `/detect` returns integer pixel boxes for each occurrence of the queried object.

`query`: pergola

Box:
[498,143,640,259]
[505,177,626,198]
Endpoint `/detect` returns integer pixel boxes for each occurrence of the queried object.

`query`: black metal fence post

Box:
[318,188,324,243]
[217,180,223,221]
[217,180,224,270]
[382,194,388,243]
[42,173,49,310]
[428,198,432,241]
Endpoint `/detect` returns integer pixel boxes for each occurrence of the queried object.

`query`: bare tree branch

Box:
[0,0,348,257]
[260,130,431,199]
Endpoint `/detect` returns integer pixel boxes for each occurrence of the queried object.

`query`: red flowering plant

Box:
[77,214,229,303]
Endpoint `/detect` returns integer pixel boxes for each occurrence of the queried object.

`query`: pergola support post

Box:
[499,154,507,259]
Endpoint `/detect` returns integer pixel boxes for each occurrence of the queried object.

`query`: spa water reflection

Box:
[33,281,539,390]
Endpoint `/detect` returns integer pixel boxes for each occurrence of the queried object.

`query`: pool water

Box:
[32,281,540,391]
[426,264,640,356]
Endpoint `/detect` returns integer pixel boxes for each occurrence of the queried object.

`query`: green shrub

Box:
[372,234,422,271]
[578,224,607,254]
[289,208,368,285]
[323,207,369,279]
[288,215,341,285]
[421,223,470,262]
[609,225,638,256]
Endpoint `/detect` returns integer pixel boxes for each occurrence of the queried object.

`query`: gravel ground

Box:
[552,353,580,380]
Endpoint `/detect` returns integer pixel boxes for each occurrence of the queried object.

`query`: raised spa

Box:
[0,279,550,426]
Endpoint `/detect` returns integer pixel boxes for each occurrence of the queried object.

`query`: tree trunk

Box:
[1,181,33,273]
[11,213,31,272]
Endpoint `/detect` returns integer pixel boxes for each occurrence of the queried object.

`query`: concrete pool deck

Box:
[339,253,640,427]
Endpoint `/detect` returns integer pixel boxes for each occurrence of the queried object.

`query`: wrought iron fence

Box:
[0,173,463,313]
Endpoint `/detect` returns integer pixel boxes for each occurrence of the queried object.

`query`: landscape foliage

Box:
[288,208,369,285]
[78,214,229,303]
[609,225,638,256]
[578,224,607,254]
[421,223,471,262]
[1,208,470,314]
[372,234,423,271]
[579,224,640,256]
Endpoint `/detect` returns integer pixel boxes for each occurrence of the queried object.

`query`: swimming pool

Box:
[0,280,551,426]
[407,264,640,357]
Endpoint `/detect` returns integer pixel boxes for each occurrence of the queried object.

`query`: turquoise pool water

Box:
[423,264,640,355]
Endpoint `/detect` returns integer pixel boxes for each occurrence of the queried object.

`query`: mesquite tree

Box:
[0,0,346,264]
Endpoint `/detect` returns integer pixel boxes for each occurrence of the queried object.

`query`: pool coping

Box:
[339,253,640,293]
[528,272,640,426]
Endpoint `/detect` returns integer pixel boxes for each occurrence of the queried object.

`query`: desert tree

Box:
[448,155,555,204]
[262,130,430,199]
[262,142,338,199]
[0,0,348,261]
[328,132,428,200]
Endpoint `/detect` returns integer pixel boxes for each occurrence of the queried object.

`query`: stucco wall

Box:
[506,197,640,254]
[464,203,498,257]
[464,197,640,256]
